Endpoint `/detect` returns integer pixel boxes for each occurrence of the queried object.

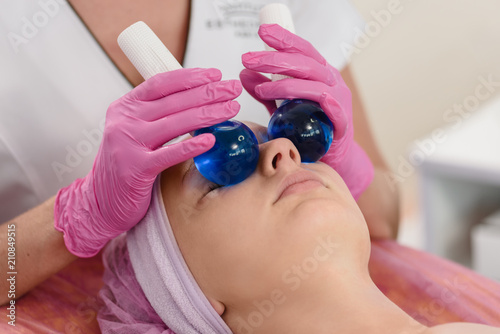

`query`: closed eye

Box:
[207,182,223,193]
[183,161,224,197]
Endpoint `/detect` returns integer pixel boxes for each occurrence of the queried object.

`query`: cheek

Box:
[185,212,279,301]
[196,195,290,288]
[176,196,267,268]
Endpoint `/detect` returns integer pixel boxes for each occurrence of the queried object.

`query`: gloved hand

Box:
[240,23,373,200]
[55,68,242,257]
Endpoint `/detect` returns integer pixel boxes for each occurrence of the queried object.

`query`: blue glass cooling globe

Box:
[267,99,334,163]
[193,120,259,186]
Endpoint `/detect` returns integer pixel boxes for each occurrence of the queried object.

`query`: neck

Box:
[228,267,427,334]
[68,0,191,86]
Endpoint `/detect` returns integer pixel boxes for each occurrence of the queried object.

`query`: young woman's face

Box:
[161,122,370,314]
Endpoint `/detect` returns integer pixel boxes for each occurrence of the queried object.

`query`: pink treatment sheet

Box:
[2,240,500,333]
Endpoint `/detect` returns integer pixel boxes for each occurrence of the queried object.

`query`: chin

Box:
[300,195,366,232]
[290,196,341,229]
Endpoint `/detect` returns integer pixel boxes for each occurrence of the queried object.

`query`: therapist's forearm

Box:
[341,66,400,239]
[357,168,400,239]
[0,196,77,305]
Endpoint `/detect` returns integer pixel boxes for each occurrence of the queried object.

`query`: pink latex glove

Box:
[240,24,373,200]
[55,68,242,257]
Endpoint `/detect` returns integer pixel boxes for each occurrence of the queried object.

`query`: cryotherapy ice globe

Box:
[193,120,260,186]
[267,99,334,163]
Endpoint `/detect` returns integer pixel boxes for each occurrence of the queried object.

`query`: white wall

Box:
[348,0,500,246]
[350,0,500,171]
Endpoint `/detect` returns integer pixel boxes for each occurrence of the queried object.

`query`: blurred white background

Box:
[348,0,500,249]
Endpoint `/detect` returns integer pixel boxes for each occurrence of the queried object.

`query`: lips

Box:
[274,171,325,204]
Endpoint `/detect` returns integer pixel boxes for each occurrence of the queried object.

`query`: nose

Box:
[258,138,301,176]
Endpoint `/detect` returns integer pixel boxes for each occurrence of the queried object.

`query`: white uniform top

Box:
[0,0,364,222]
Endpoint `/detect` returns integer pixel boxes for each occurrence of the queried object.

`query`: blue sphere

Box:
[268,99,334,163]
[194,120,259,186]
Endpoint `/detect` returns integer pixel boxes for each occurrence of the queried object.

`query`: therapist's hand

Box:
[54,68,242,257]
[240,23,373,200]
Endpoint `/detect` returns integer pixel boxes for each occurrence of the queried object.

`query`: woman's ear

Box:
[208,297,226,316]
